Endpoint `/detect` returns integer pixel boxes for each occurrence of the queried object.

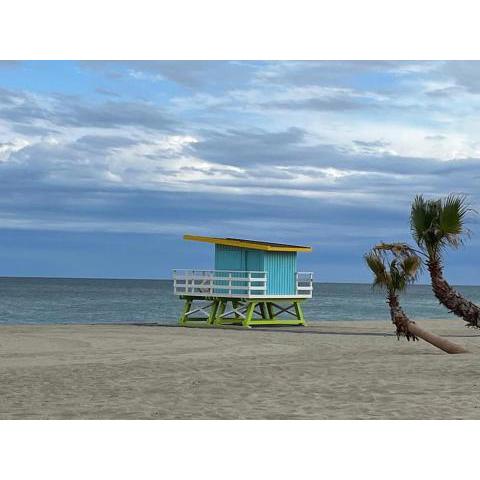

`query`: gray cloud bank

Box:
[1,61,480,281]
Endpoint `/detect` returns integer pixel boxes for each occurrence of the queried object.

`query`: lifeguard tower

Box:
[173,235,313,328]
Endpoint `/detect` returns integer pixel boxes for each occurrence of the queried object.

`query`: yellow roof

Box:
[183,235,312,252]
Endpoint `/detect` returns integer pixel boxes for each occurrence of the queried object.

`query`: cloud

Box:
[425,135,446,141]
[442,61,480,94]
[254,61,438,90]
[10,124,61,136]
[60,100,178,131]
[73,135,140,151]
[424,86,461,98]
[263,96,375,112]
[129,61,257,88]
[1,61,480,282]
[0,88,50,123]
[0,87,178,133]
[82,60,263,89]
[353,140,390,148]
[95,87,121,98]
[3,120,480,217]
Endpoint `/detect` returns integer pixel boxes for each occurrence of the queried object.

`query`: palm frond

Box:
[364,251,389,290]
[410,195,430,249]
[400,254,422,282]
[410,193,475,258]
[365,243,422,294]
[439,194,471,248]
[374,242,421,258]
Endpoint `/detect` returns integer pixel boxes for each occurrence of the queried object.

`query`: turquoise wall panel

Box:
[245,249,263,271]
[214,245,296,295]
[214,245,260,294]
[215,245,266,271]
[215,244,246,271]
[264,251,297,295]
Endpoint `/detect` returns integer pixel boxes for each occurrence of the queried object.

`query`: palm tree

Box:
[410,194,480,328]
[364,245,467,354]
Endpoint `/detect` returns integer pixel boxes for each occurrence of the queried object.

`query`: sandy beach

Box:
[1,320,480,419]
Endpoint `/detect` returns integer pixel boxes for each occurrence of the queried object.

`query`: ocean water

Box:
[1,277,480,325]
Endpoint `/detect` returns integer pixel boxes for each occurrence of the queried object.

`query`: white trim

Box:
[174,269,266,274]
[172,269,313,299]
[173,269,268,297]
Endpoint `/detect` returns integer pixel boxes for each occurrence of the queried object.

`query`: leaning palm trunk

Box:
[428,258,480,328]
[387,291,417,341]
[408,322,468,354]
[387,291,468,354]
[365,244,468,354]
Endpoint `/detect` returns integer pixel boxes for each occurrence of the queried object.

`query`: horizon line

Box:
[1,275,479,288]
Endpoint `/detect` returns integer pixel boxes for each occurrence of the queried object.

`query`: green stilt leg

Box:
[207,299,219,325]
[294,301,306,326]
[267,302,275,320]
[179,298,192,326]
[178,297,307,328]
[232,300,244,325]
[214,300,227,326]
[243,301,256,328]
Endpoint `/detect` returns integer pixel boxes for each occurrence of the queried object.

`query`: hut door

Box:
[245,249,263,272]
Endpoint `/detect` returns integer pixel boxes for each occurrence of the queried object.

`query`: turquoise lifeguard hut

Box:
[173,235,313,328]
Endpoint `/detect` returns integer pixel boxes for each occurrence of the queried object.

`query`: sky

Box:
[1,60,480,283]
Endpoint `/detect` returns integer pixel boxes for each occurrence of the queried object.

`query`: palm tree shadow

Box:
[255,328,480,338]
[128,323,480,339]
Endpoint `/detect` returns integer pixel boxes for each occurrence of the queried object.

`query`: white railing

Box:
[296,272,314,297]
[173,269,267,297]
[173,269,314,298]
